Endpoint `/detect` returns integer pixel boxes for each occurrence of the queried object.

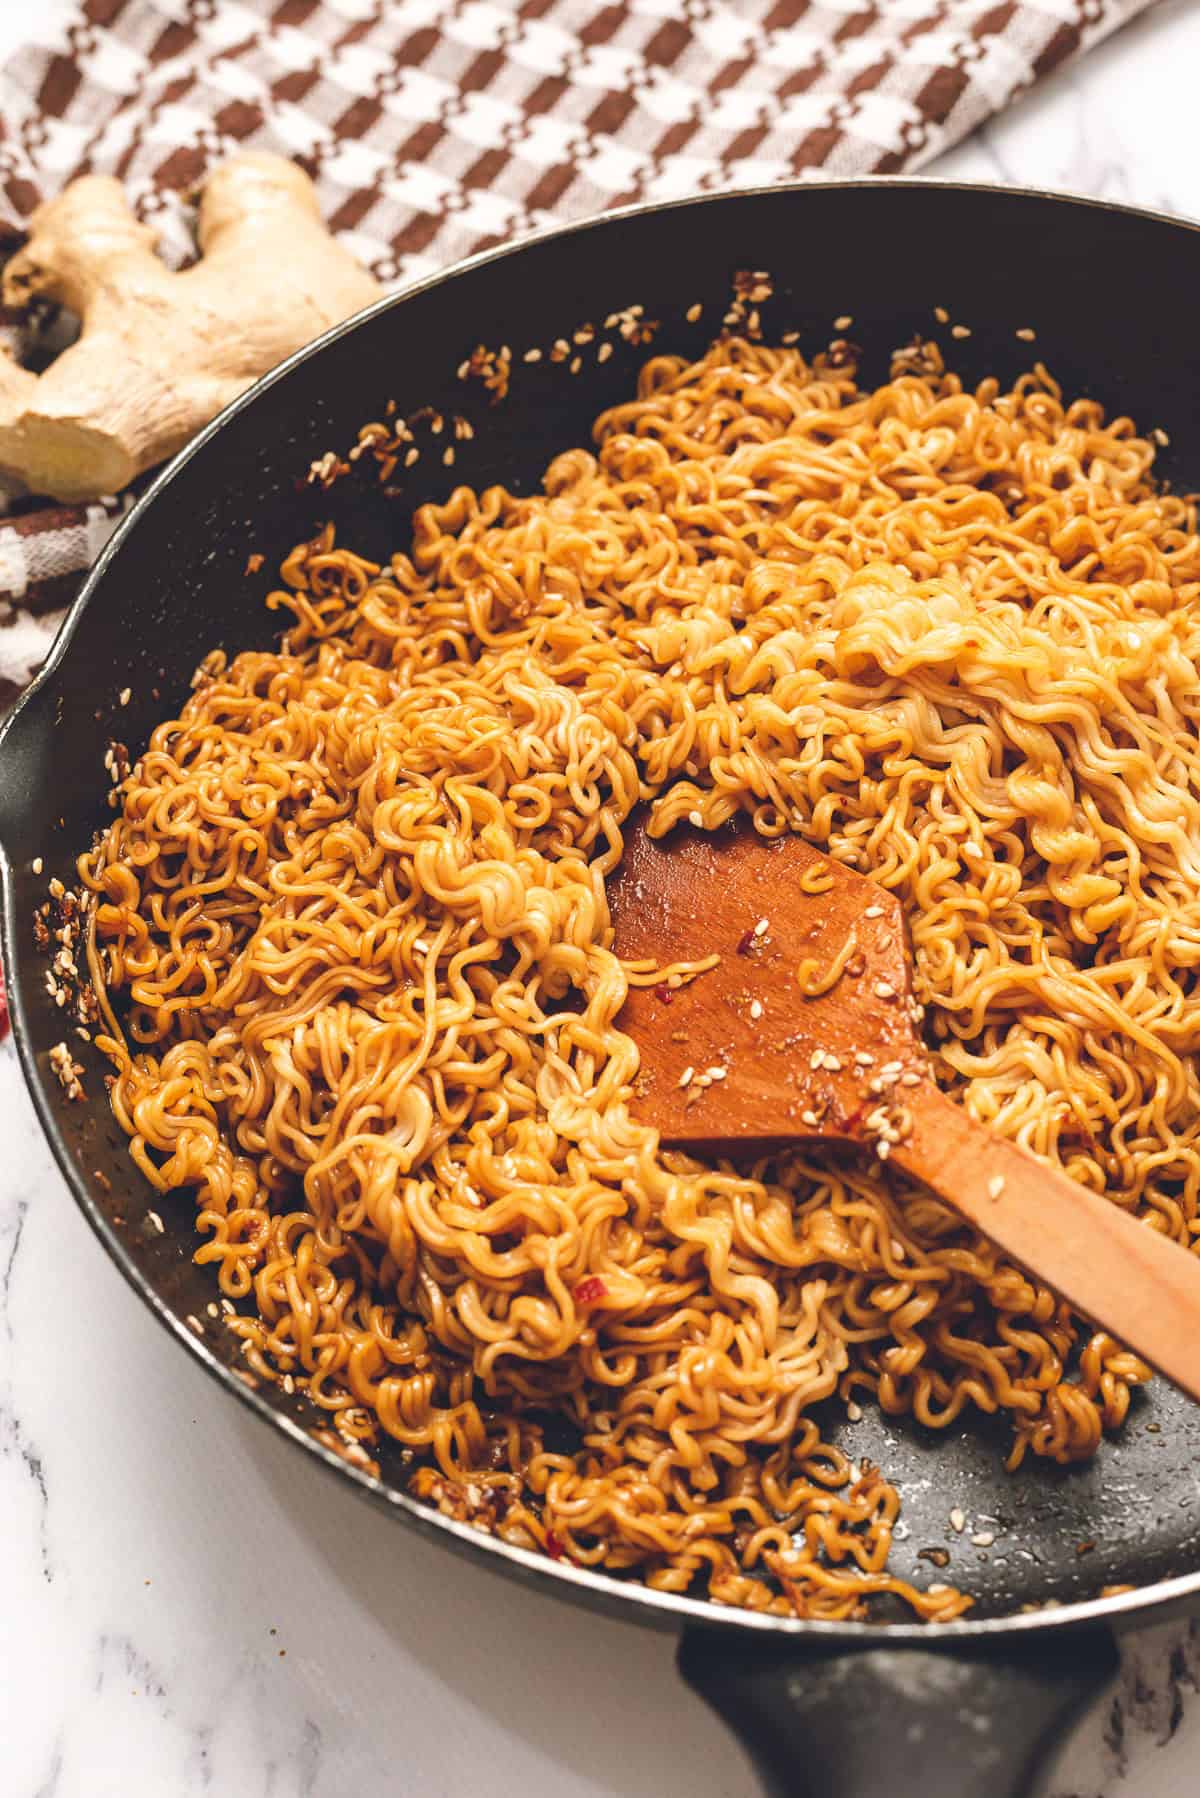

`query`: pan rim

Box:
[5,172,1200,1644]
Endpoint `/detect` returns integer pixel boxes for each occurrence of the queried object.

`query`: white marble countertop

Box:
[5,3,1200,1795]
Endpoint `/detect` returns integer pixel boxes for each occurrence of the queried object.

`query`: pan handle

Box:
[678,1624,1118,1798]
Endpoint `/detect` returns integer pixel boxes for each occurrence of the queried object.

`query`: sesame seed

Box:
[972,1531,995,1548]
[951,324,971,339]
[686,303,703,323]
[949,1508,966,1533]
[1015,327,1036,341]
[31,857,43,874]
[874,981,895,999]
[754,918,769,937]
[988,1174,1006,1199]
[750,999,763,1020]
[679,1066,694,1089]
[834,314,853,331]
[863,904,884,919]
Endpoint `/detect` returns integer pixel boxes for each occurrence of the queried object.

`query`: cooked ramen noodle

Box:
[80,336,1200,1620]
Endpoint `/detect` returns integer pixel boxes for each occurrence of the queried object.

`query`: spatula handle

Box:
[894,1083,1200,1404]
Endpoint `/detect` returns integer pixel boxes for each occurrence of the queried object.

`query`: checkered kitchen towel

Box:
[0,0,1157,696]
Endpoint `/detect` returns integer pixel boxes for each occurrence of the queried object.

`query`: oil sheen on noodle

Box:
[81,337,1200,1620]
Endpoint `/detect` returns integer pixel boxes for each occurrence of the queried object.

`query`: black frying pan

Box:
[3,180,1200,1798]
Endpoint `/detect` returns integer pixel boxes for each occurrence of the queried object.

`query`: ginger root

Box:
[0,153,382,503]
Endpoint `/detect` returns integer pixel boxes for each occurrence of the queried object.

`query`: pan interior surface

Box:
[5,180,1200,1630]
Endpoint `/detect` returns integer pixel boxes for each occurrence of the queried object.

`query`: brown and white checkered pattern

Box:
[0,0,1155,691]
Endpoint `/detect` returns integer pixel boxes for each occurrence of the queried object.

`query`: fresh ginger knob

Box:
[0,152,382,503]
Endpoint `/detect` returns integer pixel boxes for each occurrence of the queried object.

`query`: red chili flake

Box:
[573,1277,608,1306]
[654,986,675,1005]
[736,929,756,955]
[0,963,9,1041]
[545,1531,565,1560]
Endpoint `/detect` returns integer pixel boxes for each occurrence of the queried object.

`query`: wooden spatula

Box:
[610,819,1200,1405]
